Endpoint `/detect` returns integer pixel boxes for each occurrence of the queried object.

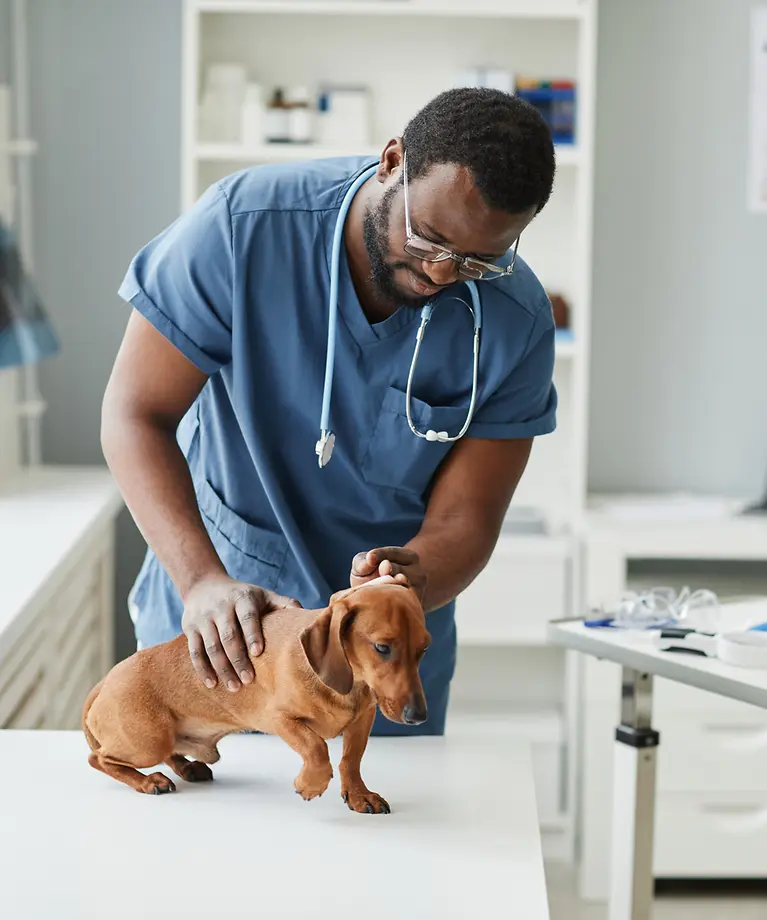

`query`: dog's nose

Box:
[402,695,428,725]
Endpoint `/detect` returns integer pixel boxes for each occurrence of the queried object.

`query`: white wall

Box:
[588,0,767,498]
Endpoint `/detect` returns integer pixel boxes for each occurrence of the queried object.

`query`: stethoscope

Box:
[316,163,482,469]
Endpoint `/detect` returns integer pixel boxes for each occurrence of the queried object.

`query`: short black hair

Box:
[402,87,556,216]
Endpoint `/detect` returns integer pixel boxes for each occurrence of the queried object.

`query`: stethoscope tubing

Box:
[319,162,483,466]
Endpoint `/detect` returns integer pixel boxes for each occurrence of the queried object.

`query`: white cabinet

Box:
[456,535,572,645]
[0,467,122,732]
[579,520,767,898]
[654,792,767,878]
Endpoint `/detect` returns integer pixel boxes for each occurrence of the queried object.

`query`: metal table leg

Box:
[609,667,659,920]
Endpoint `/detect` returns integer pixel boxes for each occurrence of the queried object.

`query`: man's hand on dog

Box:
[182,574,301,692]
[350,547,427,602]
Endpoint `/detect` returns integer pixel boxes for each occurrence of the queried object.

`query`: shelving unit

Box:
[0,0,45,480]
[194,140,585,166]
[181,0,598,863]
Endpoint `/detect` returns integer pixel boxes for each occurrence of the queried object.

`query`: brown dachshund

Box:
[82,574,430,814]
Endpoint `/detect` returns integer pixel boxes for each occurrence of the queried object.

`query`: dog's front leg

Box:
[340,704,390,814]
[273,715,333,801]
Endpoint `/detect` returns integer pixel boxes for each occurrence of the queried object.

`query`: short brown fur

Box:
[83,577,430,813]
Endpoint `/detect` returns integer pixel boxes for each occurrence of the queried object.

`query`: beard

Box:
[362,182,432,311]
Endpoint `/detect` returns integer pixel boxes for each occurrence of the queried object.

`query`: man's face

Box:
[362,161,537,310]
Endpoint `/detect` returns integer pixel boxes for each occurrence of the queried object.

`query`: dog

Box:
[82,574,430,814]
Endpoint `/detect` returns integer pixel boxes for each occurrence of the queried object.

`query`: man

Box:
[103,87,557,736]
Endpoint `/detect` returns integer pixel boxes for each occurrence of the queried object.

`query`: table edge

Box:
[548,618,767,709]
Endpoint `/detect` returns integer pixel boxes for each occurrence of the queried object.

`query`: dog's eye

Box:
[374,643,392,659]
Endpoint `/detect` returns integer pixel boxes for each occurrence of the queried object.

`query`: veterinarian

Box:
[103,87,558,737]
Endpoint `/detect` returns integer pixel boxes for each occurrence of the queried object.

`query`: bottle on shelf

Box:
[287,86,313,144]
[264,88,290,144]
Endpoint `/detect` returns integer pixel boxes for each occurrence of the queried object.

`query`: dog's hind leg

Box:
[165,755,214,783]
[88,753,176,795]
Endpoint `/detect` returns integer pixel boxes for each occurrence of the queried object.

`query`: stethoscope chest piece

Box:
[315,430,335,468]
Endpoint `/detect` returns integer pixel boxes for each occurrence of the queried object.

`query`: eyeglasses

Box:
[402,151,520,282]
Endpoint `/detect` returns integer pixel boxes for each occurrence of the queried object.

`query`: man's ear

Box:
[299,601,357,695]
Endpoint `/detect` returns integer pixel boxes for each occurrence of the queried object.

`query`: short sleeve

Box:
[467,303,558,439]
[118,183,234,375]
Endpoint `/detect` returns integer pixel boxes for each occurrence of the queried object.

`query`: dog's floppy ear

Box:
[328,585,357,606]
[300,599,357,695]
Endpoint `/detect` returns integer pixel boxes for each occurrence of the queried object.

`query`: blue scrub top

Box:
[118,156,557,736]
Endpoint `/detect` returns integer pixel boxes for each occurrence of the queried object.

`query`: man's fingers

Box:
[379,560,402,577]
[186,629,218,689]
[217,609,254,684]
[269,592,302,610]
[351,551,377,577]
[201,620,243,692]
[235,591,265,659]
[368,547,419,567]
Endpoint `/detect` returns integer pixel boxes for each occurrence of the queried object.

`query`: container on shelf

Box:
[264,88,291,143]
[316,85,372,148]
[241,83,266,148]
[197,63,247,144]
[515,77,577,144]
[287,86,313,144]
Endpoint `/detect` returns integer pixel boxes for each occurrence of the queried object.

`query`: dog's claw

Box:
[344,789,390,814]
[151,782,174,795]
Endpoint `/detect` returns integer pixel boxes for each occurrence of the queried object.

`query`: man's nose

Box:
[402,691,428,725]
[422,258,459,287]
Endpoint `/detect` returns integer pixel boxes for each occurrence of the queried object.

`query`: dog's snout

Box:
[402,694,428,726]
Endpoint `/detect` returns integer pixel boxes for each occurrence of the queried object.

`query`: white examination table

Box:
[1,728,549,919]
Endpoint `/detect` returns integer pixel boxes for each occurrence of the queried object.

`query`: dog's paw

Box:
[342,787,390,814]
[294,764,333,801]
[145,773,176,795]
[181,761,214,783]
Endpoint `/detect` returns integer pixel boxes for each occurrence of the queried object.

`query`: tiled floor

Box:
[545,865,767,919]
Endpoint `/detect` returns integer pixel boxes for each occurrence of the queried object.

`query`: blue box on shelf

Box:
[516,79,576,145]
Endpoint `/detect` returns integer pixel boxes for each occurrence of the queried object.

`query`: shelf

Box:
[195,1,588,21]
[0,139,38,156]
[195,142,379,162]
[195,141,584,166]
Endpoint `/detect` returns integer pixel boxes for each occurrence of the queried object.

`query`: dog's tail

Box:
[81,680,104,752]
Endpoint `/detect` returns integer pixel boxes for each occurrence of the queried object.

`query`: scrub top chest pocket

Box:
[361,386,470,496]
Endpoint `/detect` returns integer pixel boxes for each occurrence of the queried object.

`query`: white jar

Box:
[241,83,265,148]
[287,86,312,144]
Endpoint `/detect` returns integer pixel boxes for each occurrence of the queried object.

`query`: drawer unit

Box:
[0,530,114,731]
[50,595,102,729]
[0,616,48,728]
[456,536,572,644]
[654,792,767,878]
[656,710,767,793]
[655,676,767,718]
